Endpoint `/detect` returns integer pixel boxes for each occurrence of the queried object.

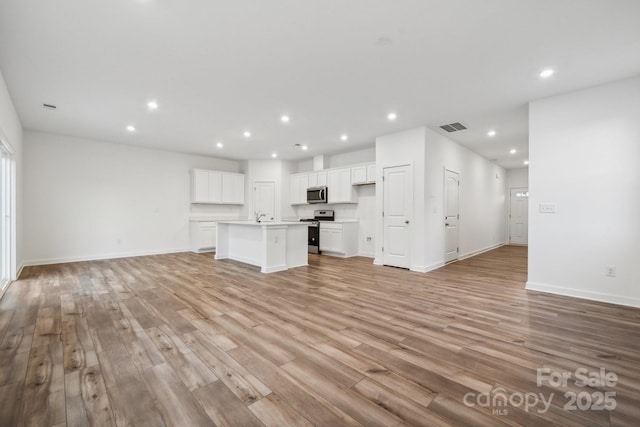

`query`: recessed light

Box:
[216,142,223,148]
[539,68,555,79]
[487,130,496,137]
[340,134,348,141]
[524,160,529,165]
[301,145,308,151]
[147,100,158,110]
[280,115,290,123]
[510,149,517,154]
[271,153,277,158]
[243,131,251,138]
[126,125,136,132]
[387,112,397,121]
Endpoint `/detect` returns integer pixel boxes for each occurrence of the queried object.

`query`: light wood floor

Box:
[1,246,639,426]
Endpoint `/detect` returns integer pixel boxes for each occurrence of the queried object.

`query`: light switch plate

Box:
[539,203,557,213]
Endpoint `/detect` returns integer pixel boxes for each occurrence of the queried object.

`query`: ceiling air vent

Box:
[42,103,57,110]
[440,122,467,133]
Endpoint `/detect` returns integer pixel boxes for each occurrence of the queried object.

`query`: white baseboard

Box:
[526,281,640,309]
[459,242,505,260]
[357,251,375,258]
[16,263,25,280]
[22,247,190,267]
[373,258,382,266]
[410,262,444,273]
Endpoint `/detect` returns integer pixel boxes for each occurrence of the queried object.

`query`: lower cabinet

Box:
[319,222,358,257]
[190,221,217,253]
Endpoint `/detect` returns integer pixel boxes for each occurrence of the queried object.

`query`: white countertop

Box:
[216,220,310,226]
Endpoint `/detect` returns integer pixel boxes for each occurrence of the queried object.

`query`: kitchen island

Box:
[215,221,309,273]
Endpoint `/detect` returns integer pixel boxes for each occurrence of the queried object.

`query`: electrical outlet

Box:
[606,266,616,277]
[366,236,372,243]
[539,203,557,213]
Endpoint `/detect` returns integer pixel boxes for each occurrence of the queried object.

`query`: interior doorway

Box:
[509,188,529,245]
[444,169,460,263]
[253,181,276,222]
[382,164,413,268]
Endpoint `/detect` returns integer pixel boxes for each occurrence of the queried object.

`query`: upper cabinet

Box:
[327,167,356,204]
[290,173,308,205]
[191,169,245,204]
[351,162,376,185]
[289,162,374,205]
[308,171,327,188]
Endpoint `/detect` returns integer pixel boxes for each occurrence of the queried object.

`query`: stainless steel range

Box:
[300,209,334,253]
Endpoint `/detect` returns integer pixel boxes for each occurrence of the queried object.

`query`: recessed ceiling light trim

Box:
[539,68,555,78]
[147,100,158,110]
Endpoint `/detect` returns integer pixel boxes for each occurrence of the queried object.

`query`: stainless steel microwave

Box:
[307,186,328,204]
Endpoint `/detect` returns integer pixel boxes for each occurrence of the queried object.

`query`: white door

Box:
[253,181,275,221]
[444,169,459,263]
[509,188,529,245]
[383,165,412,268]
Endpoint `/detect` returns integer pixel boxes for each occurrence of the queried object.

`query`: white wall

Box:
[424,127,507,268]
[23,131,242,265]
[507,167,529,190]
[528,76,640,308]
[0,71,23,278]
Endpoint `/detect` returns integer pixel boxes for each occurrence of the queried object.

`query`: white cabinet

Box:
[319,222,358,257]
[351,162,376,185]
[192,169,244,204]
[366,163,376,183]
[192,169,222,203]
[222,172,245,204]
[327,167,356,203]
[290,173,308,205]
[190,221,217,252]
[308,171,327,188]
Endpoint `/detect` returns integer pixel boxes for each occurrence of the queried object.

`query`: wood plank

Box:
[141,362,215,427]
[192,381,264,427]
[19,342,66,426]
[248,393,314,427]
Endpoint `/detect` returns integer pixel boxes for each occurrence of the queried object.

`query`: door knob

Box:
[445,223,450,226]
[405,220,410,224]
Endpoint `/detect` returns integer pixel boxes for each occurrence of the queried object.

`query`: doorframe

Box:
[508,186,529,246]
[0,129,16,294]
[379,162,413,269]
[443,167,460,264]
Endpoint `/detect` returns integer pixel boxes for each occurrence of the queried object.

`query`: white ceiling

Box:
[1,1,640,169]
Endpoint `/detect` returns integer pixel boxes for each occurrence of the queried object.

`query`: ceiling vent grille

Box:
[440,122,467,132]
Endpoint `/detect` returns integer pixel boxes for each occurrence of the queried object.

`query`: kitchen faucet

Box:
[255,212,267,223]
